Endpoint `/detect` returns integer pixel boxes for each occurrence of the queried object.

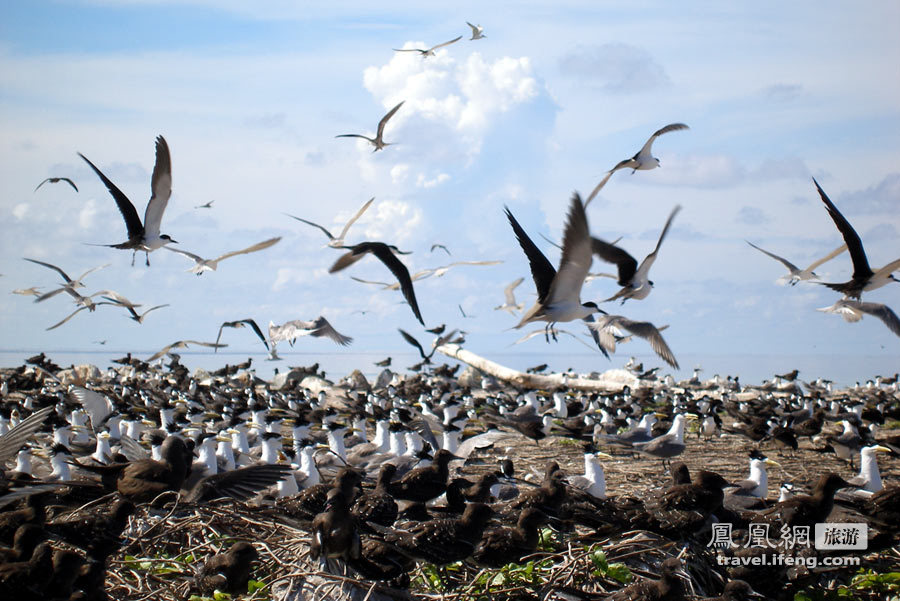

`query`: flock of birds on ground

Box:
[0,352,899,600]
[4,18,900,601]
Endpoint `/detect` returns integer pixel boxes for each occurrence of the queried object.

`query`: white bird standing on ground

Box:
[466,22,486,40]
[594,205,681,303]
[165,236,281,275]
[506,194,604,342]
[286,197,374,248]
[585,123,689,206]
[79,135,175,266]
[393,36,462,57]
[747,240,847,286]
[336,101,404,151]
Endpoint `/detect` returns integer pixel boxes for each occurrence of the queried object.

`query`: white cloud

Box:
[416,172,449,188]
[78,199,98,229]
[361,200,422,244]
[12,203,28,220]
[390,163,410,184]
[557,43,671,93]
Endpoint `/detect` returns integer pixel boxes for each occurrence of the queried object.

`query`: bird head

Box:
[160,234,178,244]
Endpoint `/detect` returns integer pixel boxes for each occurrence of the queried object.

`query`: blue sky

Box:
[2,1,898,381]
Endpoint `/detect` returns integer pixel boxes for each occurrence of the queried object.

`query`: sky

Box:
[1,1,898,383]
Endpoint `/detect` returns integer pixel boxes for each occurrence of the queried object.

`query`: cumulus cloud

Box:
[78,199,98,229]
[416,172,450,188]
[557,43,670,93]
[762,83,803,102]
[390,163,410,184]
[841,173,900,214]
[360,200,423,244]
[362,49,539,155]
[12,203,28,220]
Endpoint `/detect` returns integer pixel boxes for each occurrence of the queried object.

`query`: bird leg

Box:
[130,251,137,267]
[145,251,150,266]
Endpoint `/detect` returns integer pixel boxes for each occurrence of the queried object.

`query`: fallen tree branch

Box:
[434,343,637,392]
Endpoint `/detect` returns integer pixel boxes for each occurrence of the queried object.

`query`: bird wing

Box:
[376,101,405,140]
[137,304,169,320]
[93,289,137,307]
[581,314,611,358]
[337,197,375,241]
[504,277,524,305]
[367,243,425,325]
[211,237,281,263]
[850,301,900,337]
[611,316,679,369]
[24,257,74,284]
[431,243,451,255]
[164,246,205,264]
[78,152,144,239]
[309,316,353,346]
[335,134,375,143]
[634,205,681,283]
[35,178,51,191]
[546,194,593,306]
[398,328,428,359]
[350,276,397,289]
[117,433,149,461]
[584,170,617,207]
[637,122,690,159]
[805,243,848,272]
[46,306,90,330]
[328,248,367,273]
[286,214,335,240]
[0,406,53,464]
[812,178,873,281]
[189,464,293,502]
[71,386,113,429]
[60,177,79,192]
[871,257,900,280]
[142,136,172,239]
[592,238,638,285]
[410,418,441,452]
[33,287,68,303]
[430,36,463,51]
[818,301,863,323]
[746,241,800,273]
[505,207,556,303]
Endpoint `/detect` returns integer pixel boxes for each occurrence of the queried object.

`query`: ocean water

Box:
[0,349,895,389]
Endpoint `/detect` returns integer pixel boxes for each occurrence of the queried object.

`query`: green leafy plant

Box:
[589,548,632,584]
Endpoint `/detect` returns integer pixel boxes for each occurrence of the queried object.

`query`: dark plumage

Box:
[761,473,851,528]
[310,488,360,561]
[382,502,494,565]
[351,464,398,527]
[608,557,686,601]
[471,507,547,567]
[195,541,258,595]
[388,449,457,503]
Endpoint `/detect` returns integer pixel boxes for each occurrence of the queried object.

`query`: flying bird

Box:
[329,242,424,325]
[587,315,679,368]
[147,340,227,362]
[466,22,486,40]
[506,193,604,342]
[195,200,214,209]
[79,135,175,265]
[120,303,169,324]
[585,123,690,206]
[430,243,451,255]
[747,240,847,286]
[268,316,353,347]
[24,258,109,303]
[12,287,43,296]
[393,36,462,57]
[45,301,122,330]
[286,197,374,248]
[336,101,404,151]
[594,205,681,303]
[165,237,281,275]
[35,177,78,193]
[495,277,525,314]
[398,328,461,364]
[818,299,900,338]
[215,319,269,352]
[813,178,900,298]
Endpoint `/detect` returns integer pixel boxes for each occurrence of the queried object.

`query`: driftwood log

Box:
[434,343,637,392]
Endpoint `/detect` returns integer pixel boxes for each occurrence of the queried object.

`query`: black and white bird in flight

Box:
[466,22,486,40]
[268,316,353,347]
[336,101,404,151]
[35,177,78,193]
[593,205,681,303]
[585,123,689,206]
[79,135,175,266]
[506,194,604,342]
[329,242,424,325]
[398,328,461,365]
[122,302,169,324]
[813,178,900,299]
[393,36,462,57]
[747,240,847,286]
[818,299,900,338]
[587,315,679,368]
[215,319,269,352]
[286,197,374,248]
[165,237,281,275]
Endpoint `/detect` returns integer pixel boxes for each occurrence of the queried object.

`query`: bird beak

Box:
[594,451,613,460]
[873,445,892,453]
[764,458,782,467]
[654,412,668,418]
[685,414,700,421]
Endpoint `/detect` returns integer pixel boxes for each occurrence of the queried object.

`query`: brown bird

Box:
[0,524,45,562]
[608,557,687,601]
[45,548,85,600]
[471,507,547,567]
[0,541,54,599]
[702,580,763,601]
[194,541,258,595]
[310,488,361,562]
[277,467,362,521]
[351,463,398,527]
[760,473,851,528]
[388,449,458,503]
[381,502,494,565]
[35,177,78,192]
